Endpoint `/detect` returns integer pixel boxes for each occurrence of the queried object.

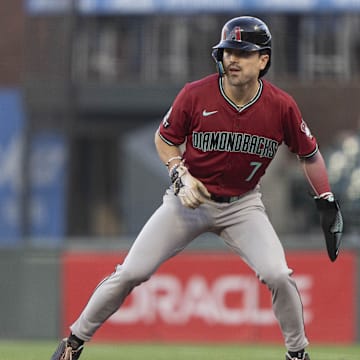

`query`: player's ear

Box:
[259,49,271,74]
[259,52,270,71]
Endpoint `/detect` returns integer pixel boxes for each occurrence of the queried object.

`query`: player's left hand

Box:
[314,193,343,262]
[170,163,210,209]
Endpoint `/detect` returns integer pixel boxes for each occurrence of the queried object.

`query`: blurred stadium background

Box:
[0,0,360,348]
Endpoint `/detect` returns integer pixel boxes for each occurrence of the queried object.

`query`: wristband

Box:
[165,156,182,167]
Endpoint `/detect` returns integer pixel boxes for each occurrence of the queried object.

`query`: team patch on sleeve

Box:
[300,119,313,139]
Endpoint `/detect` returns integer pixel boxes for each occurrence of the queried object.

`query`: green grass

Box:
[0,341,359,360]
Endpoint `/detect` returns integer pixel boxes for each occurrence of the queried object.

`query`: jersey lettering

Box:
[192,131,279,159]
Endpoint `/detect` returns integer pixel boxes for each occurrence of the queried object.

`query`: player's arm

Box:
[300,150,331,197]
[155,130,183,169]
[154,130,210,209]
[299,151,343,261]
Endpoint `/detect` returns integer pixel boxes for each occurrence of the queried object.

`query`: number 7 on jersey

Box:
[245,161,262,182]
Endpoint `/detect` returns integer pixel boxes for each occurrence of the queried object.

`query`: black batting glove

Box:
[314,193,343,262]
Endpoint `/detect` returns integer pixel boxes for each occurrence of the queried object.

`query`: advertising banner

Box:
[28,132,68,242]
[62,251,356,344]
[0,89,67,245]
[0,90,24,242]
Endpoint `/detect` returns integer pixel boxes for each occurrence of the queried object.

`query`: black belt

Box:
[210,194,242,203]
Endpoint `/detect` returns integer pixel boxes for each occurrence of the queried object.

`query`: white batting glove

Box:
[170,163,210,209]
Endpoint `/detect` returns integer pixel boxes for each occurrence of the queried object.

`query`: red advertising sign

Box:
[62,251,356,344]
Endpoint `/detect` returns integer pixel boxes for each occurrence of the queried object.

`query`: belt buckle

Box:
[228,196,240,203]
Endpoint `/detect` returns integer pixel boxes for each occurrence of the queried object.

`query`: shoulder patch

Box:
[300,119,313,139]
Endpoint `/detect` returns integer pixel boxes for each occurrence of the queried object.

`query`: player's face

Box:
[222,48,269,86]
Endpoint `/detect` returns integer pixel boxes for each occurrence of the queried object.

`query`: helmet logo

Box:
[234,26,241,41]
[222,26,242,42]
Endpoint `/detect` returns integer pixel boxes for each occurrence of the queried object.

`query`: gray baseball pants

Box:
[71,188,308,351]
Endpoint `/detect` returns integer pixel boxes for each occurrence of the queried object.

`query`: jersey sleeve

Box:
[282,97,318,158]
[158,84,192,146]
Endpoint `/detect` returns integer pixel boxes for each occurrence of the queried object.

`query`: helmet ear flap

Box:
[212,48,225,76]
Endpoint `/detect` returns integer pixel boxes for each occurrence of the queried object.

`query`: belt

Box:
[210,194,242,203]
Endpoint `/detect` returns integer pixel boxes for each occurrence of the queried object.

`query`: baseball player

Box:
[50,16,343,360]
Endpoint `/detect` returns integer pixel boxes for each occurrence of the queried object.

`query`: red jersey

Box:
[158,74,317,197]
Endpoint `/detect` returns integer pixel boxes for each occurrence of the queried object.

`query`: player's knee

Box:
[113,265,151,288]
[261,268,293,289]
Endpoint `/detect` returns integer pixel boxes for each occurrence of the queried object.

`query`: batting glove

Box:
[314,192,343,262]
[170,163,210,209]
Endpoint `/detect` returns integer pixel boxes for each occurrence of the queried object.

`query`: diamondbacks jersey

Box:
[158,73,318,197]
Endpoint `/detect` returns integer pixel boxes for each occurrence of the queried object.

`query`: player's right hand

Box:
[170,163,210,209]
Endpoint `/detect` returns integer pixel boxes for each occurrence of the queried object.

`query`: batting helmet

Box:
[212,16,272,77]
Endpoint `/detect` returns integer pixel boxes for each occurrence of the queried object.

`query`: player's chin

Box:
[229,73,255,87]
[226,77,245,87]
